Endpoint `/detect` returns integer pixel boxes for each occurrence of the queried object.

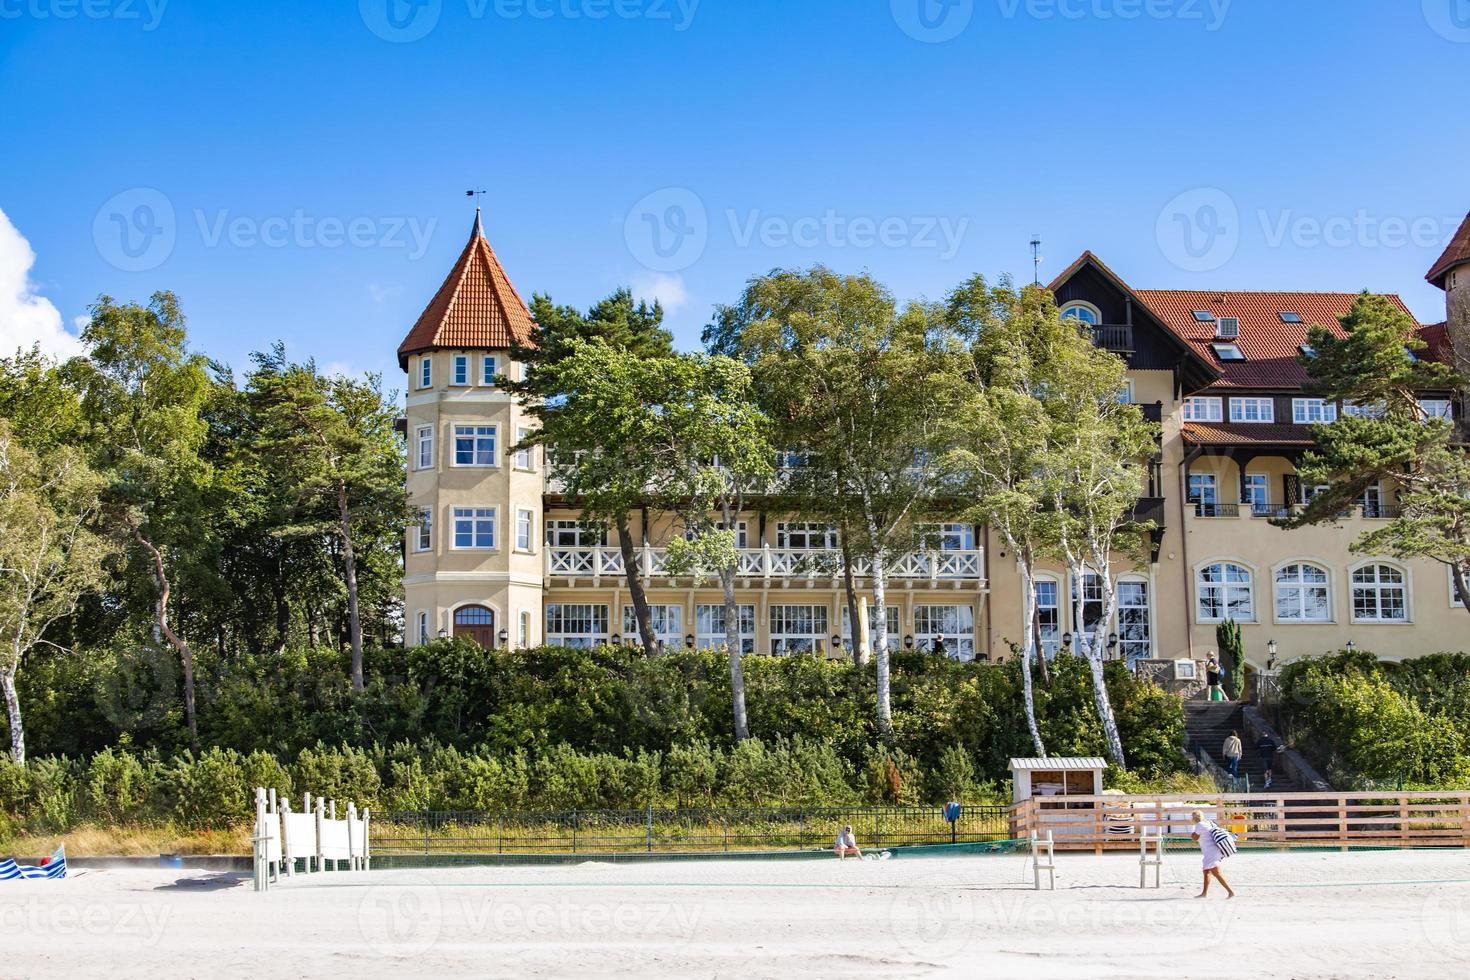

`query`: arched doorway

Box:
[453,605,497,647]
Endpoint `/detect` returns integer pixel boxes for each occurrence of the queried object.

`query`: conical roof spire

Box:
[396,210,536,367]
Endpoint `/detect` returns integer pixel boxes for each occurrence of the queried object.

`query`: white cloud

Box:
[367,282,401,305]
[0,208,82,359]
[630,272,689,315]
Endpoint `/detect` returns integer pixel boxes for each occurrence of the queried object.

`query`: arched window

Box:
[417,610,430,646]
[1033,577,1060,656]
[1061,302,1101,325]
[1352,564,1408,622]
[1275,563,1331,622]
[1197,562,1254,622]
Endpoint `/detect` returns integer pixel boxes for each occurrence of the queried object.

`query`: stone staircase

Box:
[1184,700,1298,793]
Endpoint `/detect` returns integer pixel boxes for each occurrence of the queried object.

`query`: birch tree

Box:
[707,268,967,735]
[943,275,1061,757]
[1040,310,1159,769]
[0,423,112,763]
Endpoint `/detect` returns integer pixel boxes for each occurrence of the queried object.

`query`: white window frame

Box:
[515,426,535,470]
[1116,577,1151,661]
[1273,562,1332,623]
[546,520,607,548]
[1451,568,1467,610]
[419,356,432,389]
[1229,397,1274,423]
[417,610,430,646]
[482,355,498,386]
[1183,397,1223,422]
[452,355,469,386]
[1060,301,1101,325]
[451,507,496,550]
[453,424,498,468]
[1350,563,1410,624]
[1196,561,1256,623]
[414,507,432,552]
[768,604,830,656]
[623,604,685,650]
[1070,572,1106,648]
[841,605,900,651]
[518,611,531,648]
[1343,401,1385,419]
[415,424,434,470]
[775,523,839,550]
[515,508,535,552]
[696,604,756,653]
[1035,577,1061,657]
[1244,473,1270,515]
[546,603,609,648]
[913,604,975,659]
[1293,398,1337,424]
[1418,399,1453,420]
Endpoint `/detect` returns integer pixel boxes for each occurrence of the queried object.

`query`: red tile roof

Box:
[1417,321,1453,363]
[1182,422,1316,447]
[397,210,536,367]
[1426,211,1470,289]
[1132,289,1420,390]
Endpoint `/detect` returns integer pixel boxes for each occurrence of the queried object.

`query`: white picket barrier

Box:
[253,788,370,893]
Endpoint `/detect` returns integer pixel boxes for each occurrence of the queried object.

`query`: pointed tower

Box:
[399,211,544,648]
[1427,211,1470,383]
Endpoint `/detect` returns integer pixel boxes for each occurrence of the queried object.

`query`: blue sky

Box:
[2,0,1467,388]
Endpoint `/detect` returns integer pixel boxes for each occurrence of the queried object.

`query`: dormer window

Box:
[1061,302,1101,325]
[1212,342,1245,361]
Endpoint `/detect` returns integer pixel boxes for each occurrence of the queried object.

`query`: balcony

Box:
[1090,324,1135,353]
[547,546,986,584]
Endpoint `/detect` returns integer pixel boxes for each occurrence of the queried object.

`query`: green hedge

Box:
[1277,651,1470,788]
[0,644,1188,835]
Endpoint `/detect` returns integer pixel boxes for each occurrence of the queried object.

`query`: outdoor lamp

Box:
[903,634,915,650]
[685,634,695,649]
[1346,639,1356,651]
[1061,632,1073,650]
[1107,632,1119,649]
[437,627,448,638]
[497,627,509,646]
[610,633,621,645]
[1267,638,1278,672]
[831,634,843,651]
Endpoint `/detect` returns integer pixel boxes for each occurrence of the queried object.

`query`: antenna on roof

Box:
[1030,235,1043,286]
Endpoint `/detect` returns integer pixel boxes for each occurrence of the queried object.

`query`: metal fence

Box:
[372,805,1011,856]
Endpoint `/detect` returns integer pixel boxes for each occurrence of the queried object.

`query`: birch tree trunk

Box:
[617,516,658,657]
[841,536,865,666]
[335,479,364,691]
[720,566,750,741]
[871,547,894,736]
[2,667,24,765]
[1016,559,1047,758]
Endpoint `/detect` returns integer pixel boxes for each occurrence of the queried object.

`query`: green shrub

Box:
[82,747,154,824]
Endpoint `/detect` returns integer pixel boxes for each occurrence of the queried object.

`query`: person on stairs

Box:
[1205,655,1224,701]
[1222,730,1243,780]
[1256,733,1281,789]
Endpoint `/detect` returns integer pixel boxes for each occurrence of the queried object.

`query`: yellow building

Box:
[399,212,1470,670]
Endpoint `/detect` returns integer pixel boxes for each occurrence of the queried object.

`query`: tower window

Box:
[419,357,432,389]
[452,355,469,385]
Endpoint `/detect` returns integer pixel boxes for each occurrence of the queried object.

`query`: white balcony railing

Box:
[546,546,985,582]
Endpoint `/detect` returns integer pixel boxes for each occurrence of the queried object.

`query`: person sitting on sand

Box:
[1191,810,1237,899]
[833,825,862,860]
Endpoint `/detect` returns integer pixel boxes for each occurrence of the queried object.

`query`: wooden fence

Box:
[1009,791,1470,852]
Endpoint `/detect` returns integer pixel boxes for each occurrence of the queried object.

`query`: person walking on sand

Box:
[1191,810,1237,899]
[1222,730,1243,780]
[833,825,862,860]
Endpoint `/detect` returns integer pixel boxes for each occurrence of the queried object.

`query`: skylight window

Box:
[1279,311,1302,323]
[1212,343,1246,361]
[1193,311,1216,322]
[1299,344,1315,358]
